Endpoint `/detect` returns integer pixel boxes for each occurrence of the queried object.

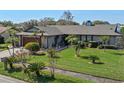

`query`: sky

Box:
[0,10,124,24]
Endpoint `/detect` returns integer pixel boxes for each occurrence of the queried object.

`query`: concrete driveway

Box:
[0,48,28,61]
[0,48,27,83]
[0,74,25,83]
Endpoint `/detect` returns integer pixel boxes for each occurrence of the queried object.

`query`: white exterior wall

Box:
[42,36,48,48]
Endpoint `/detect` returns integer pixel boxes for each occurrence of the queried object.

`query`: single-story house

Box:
[16,24,121,48]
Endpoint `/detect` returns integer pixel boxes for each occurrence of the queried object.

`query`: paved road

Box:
[0,75,25,83]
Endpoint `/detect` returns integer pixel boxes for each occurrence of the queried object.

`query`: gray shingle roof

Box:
[52,25,120,36]
[16,25,121,36]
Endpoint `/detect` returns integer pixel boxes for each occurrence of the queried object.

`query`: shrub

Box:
[88,41,99,48]
[24,42,40,53]
[6,56,18,69]
[98,45,117,49]
[83,41,89,47]
[0,36,4,44]
[24,62,45,77]
[89,55,100,64]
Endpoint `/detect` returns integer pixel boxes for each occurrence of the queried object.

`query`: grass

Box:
[28,48,124,81]
[0,43,11,51]
[0,62,92,83]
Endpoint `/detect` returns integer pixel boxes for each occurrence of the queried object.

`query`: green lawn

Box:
[0,43,11,51]
[29,48,124,81]
[0,63,92,83]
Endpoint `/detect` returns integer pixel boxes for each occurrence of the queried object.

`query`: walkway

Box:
[47,67,123,83]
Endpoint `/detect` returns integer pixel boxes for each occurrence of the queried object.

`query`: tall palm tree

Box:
[100,36,110,51]
[66,35,83,57]
[47,48,57,79]
[65,35,78,46]
[32,29,44,49]
[75,41,83,57]
[6,27,19,57]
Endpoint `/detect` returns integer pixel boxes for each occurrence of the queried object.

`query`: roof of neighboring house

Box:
[16,25,121,36]
[17,26,63,36]
[0,27,9,34]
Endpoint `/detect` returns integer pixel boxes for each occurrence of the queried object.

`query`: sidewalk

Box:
[0,74,25,83]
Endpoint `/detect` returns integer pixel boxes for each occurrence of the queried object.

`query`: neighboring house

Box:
[0,26,10,44]
[16,24,121,48]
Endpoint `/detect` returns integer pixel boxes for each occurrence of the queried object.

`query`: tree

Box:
[93,20,110,25]
[19,20,38,31]
[32,29,44,49]
[47,48,57,79]
[61,10,75,25]
[75,41,83,57]
[24,62,45,77]
[65,35,78,46]
[65,35,83,57]
[40,17,56,26]
[61,11,74,21]
[100,36,110,51]
[117,27,124,48]
[89,55,100,64]
[6,56,17,69]
[0,20,14,27]
[56,19,79,25]
[5,27,19,57]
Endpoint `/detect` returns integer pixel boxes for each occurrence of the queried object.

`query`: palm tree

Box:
[24,62,45,77]
[65,35,78,46]
[6,56,17,69]
[65,35,83,57]
[100,36,110,51]
[32,29,44,49]
[33,31,40,44]
[75,41,83,57]
[47,48,57,79]
[6,27,19,57]
[89,55,100,64]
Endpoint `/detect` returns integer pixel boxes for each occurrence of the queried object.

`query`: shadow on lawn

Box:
[7,67,22,73]
[89,62,104,64]
[79,56,104,64]
[111,52,124,56]
[33,75,78,83]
